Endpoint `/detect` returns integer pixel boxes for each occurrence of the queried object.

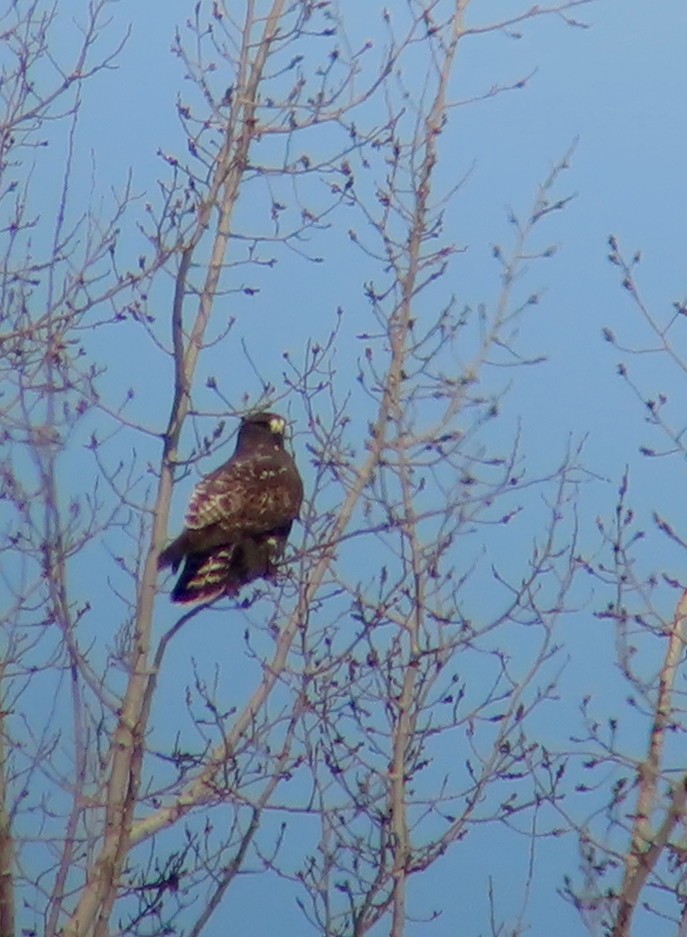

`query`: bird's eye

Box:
[269,417,285,434]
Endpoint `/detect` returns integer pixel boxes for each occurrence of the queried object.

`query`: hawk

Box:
[158,411,303,603]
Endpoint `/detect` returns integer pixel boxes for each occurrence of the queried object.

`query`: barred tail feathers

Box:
[170,546,238,604]
[168,534,288,604]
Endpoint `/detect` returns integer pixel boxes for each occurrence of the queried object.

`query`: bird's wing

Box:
[185,454,302,535]
[185,459,250,531]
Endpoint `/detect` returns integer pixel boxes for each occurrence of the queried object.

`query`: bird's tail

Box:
[170,546,239,604]
[158,533,188,572]
[167,535,286,604]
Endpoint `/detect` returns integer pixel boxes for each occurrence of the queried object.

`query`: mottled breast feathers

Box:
[158,411,303,604]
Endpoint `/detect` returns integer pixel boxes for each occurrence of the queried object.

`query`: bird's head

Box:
[237,411,288,451]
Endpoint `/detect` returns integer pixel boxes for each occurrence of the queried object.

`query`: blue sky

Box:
[7,0,687,934]
[79,0,687,493]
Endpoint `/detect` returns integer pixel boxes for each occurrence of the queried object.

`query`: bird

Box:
[158,411,303,603]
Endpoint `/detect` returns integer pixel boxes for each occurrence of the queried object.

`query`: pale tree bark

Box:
[0,695,14,937]
[0,2,598,936]
[567,240,687,936]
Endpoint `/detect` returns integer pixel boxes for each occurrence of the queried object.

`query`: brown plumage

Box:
[158,412,303,603]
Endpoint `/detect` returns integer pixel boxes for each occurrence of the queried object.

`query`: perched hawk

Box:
[158,412,303,603]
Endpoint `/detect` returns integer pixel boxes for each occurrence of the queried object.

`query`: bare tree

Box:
[1,1,595,935]
[562,241,687,937]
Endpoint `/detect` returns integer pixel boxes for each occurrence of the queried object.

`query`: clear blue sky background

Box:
[84,0,687,512]
[15,1,687,934]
